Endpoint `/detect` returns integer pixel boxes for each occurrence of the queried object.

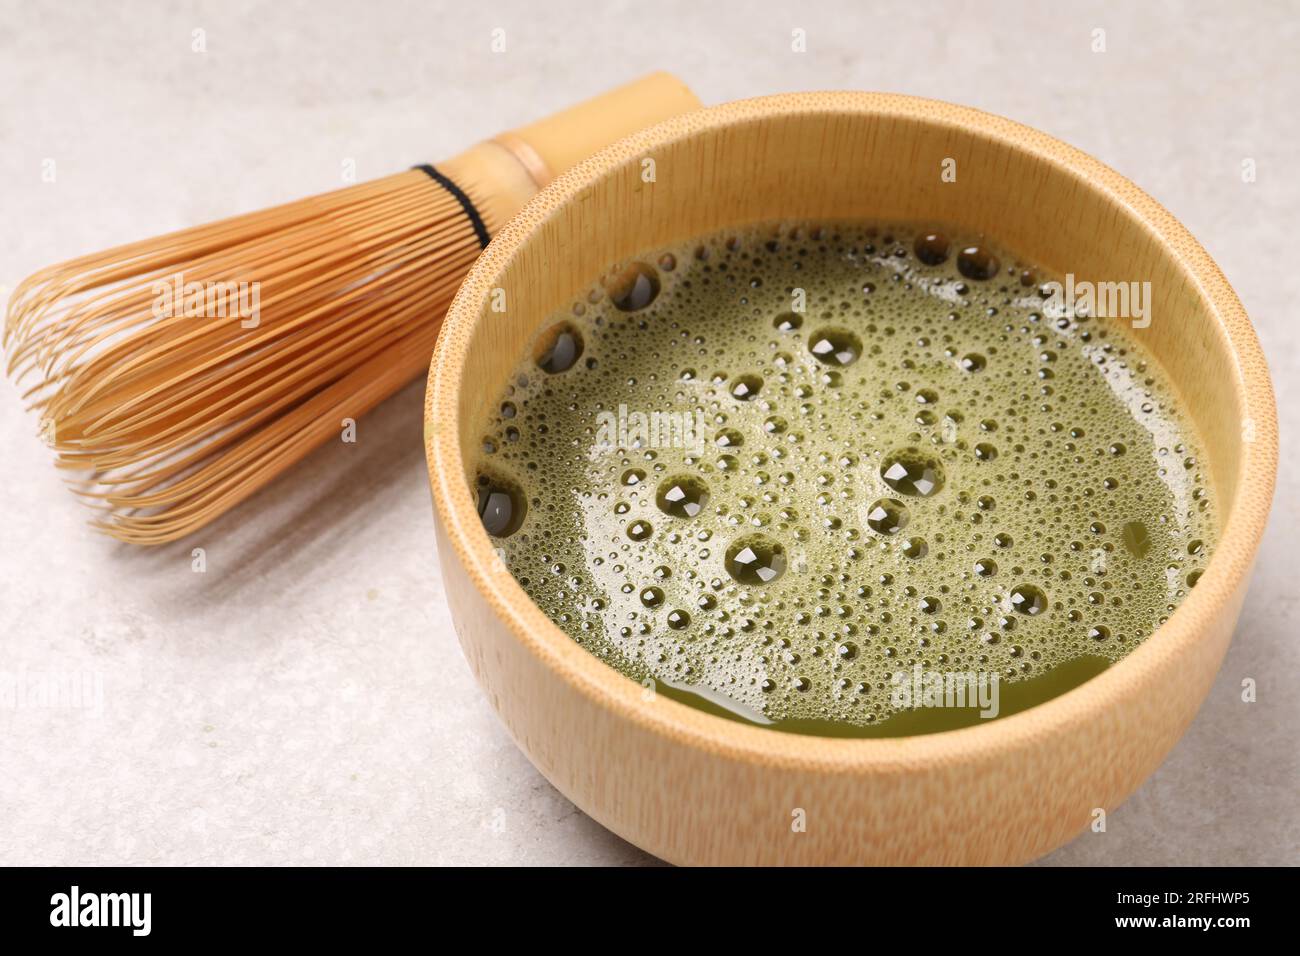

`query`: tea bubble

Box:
[1010,584,1048,616]
[656,475,710,518]
[606,261,661,311]
[913,232,950,266]
[901,536,929,559]
[808,327,863,367]
[881,447,945,497]
[729,373,763,401]
[866,498,910,535]
[725,533,787,585]
[475,474,526,538]
[957,245,1000,281]
[534,322,584,374]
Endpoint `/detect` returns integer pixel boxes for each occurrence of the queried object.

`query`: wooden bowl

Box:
[424,93,1278,865]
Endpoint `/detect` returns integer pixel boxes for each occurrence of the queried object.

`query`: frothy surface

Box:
[476,223,1215,733]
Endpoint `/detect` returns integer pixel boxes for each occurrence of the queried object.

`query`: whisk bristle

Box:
[4,169,494,544]
[4,73,703,544]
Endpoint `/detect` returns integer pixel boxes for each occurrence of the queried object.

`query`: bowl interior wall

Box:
[455,105,1243,535]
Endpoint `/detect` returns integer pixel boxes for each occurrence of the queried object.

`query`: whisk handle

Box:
[498,71,702,190]
[438,71,702,241]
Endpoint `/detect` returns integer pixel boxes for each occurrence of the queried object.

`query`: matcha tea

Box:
[474,223,1215,737]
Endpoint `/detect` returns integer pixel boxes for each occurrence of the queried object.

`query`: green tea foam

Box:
[474,222,1215,736]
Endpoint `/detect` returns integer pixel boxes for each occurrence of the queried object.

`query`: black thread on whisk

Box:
[413,164,491,250]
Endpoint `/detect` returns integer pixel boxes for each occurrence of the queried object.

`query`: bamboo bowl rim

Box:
[425,92,1278,773]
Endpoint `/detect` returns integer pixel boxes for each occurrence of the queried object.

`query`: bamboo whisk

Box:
[4,73,699,545]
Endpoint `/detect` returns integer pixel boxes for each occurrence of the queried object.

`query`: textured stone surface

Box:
[0,0,1295,865]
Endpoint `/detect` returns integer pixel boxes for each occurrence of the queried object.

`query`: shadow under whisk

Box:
[109,377,431,605]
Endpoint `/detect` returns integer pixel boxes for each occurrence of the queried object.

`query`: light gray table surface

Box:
[1,0,1295,865]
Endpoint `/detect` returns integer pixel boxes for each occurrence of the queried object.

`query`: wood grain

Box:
[425,93,1278,865]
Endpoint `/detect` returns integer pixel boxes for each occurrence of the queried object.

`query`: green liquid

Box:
[477,223,1215,737]
[654,654,1112,738]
